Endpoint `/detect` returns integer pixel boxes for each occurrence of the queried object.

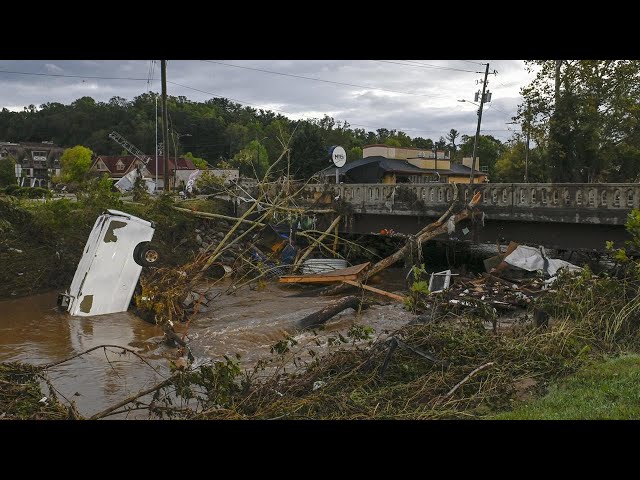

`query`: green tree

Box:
[348,146,362,161]
[184,152,208,169]
[413,137,434,149]
[0,155,16,187]
[493,137,546,183]
[459,135,504,179]
[60,145,94,183]
[519,60,640,182]
[232,140,269,178]
[447,129,460,153]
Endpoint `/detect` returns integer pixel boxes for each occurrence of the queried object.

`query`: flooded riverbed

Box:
[0,269,413,418]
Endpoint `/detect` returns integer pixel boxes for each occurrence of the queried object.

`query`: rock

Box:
[198,305,210,314]
[196,234,203,245]
[192,291,201,301]
[216,232,225,239]
[182,292,195,308]
[205,290,217,301]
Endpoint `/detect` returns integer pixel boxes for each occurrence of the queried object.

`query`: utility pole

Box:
[524,116,530,183]
[470,63,490,185]
[155,94,158,190]
[433,145,438,174]
[161,60,170,191]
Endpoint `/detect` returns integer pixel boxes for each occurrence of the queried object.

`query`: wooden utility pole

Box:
[525,123,530,183]
[433,145,438,172]
[161,60,170,191]
[470,63,490,185]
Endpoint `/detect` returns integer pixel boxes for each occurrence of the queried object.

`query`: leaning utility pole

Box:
[470,63,490,185]
[161,60,170,191]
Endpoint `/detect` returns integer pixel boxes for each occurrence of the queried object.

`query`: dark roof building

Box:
[318,155,486,184]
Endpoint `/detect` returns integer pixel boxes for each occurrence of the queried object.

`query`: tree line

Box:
[0,93,507,184]
[5,60,638,188]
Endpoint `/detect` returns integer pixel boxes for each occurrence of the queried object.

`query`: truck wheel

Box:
[134,242,160,267]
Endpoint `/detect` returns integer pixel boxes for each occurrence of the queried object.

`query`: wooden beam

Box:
[279,262,370,284]
[342,280,406,302]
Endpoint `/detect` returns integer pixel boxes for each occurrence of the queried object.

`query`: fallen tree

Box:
[295,295,364,330]
[321,186,482,297]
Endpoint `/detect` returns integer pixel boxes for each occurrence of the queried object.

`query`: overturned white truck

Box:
[57,209,159,317]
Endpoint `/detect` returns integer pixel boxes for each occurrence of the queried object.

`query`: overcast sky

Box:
[0,60,537,143]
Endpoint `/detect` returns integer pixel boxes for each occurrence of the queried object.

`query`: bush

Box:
[26,187,51,199]
[4,184,21,196]
[4,186,52,198]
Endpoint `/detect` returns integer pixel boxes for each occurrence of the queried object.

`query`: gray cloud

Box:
[0,59,536,142]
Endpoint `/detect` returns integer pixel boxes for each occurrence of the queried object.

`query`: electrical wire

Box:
[374,60,482,74]
[200,60,445,98]
[0,65,516,140]
[167,79,515,137]
[0,69,149,81]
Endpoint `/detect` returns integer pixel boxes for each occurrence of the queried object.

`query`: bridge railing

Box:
[303,183,640,211]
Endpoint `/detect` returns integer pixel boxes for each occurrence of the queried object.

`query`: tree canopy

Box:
[517,60,640,183]
[60,145,94,183]
[0,93,485,181]
[0,155,16,187]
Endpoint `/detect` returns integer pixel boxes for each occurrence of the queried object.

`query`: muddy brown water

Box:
[0,270,413,419]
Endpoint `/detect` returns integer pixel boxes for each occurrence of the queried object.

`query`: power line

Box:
[0,67,514,139]
[0,69,150,81]
[457,60,486,66]
[167,79,514,138]
[375,60,482,74]
[200,60,445,98]
[484,103,514,117]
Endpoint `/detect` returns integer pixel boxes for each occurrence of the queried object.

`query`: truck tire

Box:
[133,241,160,267]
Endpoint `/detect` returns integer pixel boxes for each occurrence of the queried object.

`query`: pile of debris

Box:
[416,241,583,323]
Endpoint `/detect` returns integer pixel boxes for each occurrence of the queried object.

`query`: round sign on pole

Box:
[330,146,347,168]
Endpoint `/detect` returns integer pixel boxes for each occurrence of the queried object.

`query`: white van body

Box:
[58,209,156,317]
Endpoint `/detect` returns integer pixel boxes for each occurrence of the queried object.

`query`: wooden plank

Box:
[279,262,370,284]
[279,273,361,284]
[342,280,406,302]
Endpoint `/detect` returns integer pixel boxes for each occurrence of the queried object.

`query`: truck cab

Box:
[57,209,158,317]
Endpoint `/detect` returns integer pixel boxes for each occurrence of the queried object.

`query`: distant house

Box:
[316,144,487,184]
[92,155,137,179]
[90,155,197,190]
[0,141,64,187]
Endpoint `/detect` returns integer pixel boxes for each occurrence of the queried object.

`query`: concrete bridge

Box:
[302,183,640,250]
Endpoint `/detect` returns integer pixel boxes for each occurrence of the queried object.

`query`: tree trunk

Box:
[321,191,482,297]
[296,295,362,330]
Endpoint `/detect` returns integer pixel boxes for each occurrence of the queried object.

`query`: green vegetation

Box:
[0,177,215,299]
[0,362,69,419]
[515,60,640,183]
[0,93,508,181]
[59,145,94,183]
[496,355,640,419]
[184,152,208,169]
[0,155,16,187]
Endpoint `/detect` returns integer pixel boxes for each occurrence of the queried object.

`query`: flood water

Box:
[0,269,413,419]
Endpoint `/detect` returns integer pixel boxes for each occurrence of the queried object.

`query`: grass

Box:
[495,355,640,420]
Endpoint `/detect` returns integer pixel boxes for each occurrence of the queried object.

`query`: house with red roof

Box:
[90,155,197,190]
